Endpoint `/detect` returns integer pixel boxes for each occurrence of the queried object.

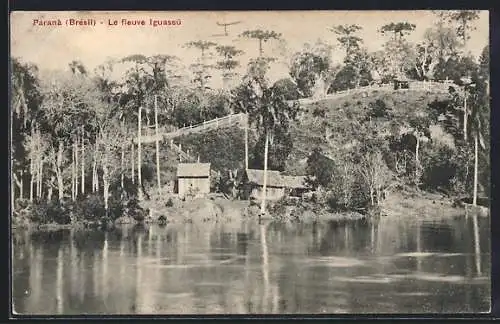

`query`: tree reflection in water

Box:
[260,223,269,313]
[12,214,490,315]
[472,214,481,276]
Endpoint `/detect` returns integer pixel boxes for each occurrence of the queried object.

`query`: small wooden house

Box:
[242,169,308,201]
[177,163,211,198]
[282,175,308,197]
[393,75,410,90]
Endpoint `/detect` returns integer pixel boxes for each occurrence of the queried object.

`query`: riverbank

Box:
[12,188,488,232]
[380,188,489,219]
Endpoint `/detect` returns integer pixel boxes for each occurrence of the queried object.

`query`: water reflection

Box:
[12,214,490,315]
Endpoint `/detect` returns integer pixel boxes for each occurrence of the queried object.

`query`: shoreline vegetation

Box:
[11,13,490,232]
[12,185,489,232]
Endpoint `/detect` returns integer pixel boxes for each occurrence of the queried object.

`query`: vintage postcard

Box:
[10,10,490,315]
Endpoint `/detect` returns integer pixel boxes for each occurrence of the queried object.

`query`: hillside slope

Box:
[285,89,451,175]
[145,88,451,181]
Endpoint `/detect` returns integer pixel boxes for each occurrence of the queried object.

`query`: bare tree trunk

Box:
[121,120,125,189]
[11,175,15,211]
[138,106,143,198]
[57,141,64,201]
[415,135,420,187]
[355,66,361,89]
[19,170,24,200]
[81,133,85,195]
[463,95,468,142]
[30,156,34,202]
[76,137,80,197]
[92,147,98,192]
[260,132,269,214]
[36,128,42,199]
[154,96,161,193]
[38,159,43,199]
[103,149,109,213]
[131,142,135,184]
[71,142,76,201]
[95,162,100,194]
[245,115,249,170]
[11,175,25,205]
[47,177,54,202]
[120,145,125,189]
[343,164,351,209]
[415,136,420,165]
[473,134,479,206]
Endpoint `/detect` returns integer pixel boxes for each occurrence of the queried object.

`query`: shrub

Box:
[134,211,145,222]
[108,194,125,221]
[312,107,326,118]
[126,198,146,222]
[165,197,174,207]
[76,193,106,221]
[420,143,463,193]
[273,78,301,100]
[325,191,341,211]
[367,99,391,119]
[32,200,72,225]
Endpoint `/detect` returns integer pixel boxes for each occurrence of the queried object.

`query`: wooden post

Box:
[154,95,161,193]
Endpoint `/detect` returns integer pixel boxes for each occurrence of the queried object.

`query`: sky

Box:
[10,11,489,87]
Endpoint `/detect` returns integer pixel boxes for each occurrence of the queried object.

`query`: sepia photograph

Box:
[10,10,490,315]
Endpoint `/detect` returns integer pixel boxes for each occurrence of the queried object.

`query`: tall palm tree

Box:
[468,78,487,206]
[232,58,299,215]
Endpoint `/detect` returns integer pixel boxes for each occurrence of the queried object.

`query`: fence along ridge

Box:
[136,81,449,143]
[136,112,247,144]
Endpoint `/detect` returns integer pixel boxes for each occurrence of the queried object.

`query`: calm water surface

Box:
[12,215,490,314]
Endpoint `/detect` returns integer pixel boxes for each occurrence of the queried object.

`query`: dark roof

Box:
[246,169,282,187]
[282,175,307,189]
[395,74,409,82]
[177,163,211,177]
[246,169,307,189]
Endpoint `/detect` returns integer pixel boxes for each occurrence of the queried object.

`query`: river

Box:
[12,214,490,315]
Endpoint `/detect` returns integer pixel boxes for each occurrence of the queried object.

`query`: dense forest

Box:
[11,11,489,226]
